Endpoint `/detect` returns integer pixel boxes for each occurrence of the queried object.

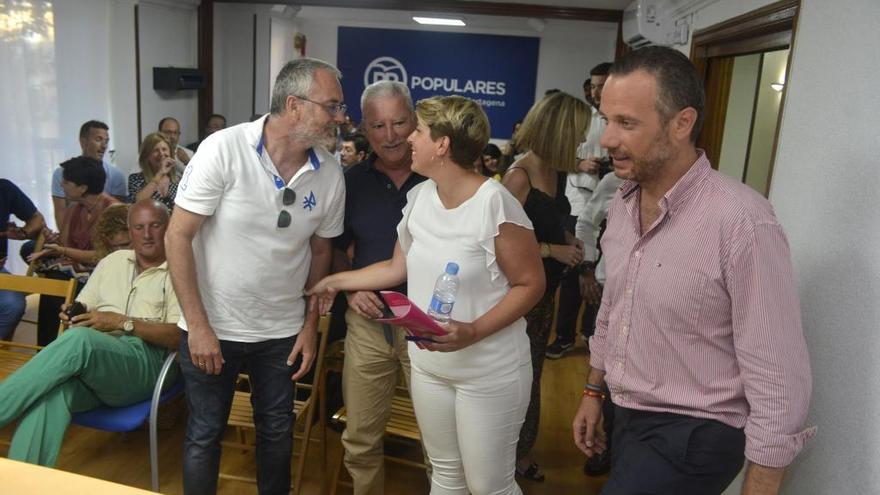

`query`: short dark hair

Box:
[157,117,178,131]
[544,88,561,96]
[61,156,106,195]
[609,46,704,143]
[79,120,108,139]
[344,132,370,155]
[208,114,226,124]
[483,143,501,159]
[590,62,612,77]
[583,78,591,90]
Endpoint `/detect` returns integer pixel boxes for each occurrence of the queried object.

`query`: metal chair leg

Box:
[149,351,178,492]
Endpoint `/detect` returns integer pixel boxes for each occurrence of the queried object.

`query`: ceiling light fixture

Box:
[413,16,465,26]
[770,82,784,92]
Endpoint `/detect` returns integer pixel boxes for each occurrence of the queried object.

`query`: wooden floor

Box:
[1,302,608,494]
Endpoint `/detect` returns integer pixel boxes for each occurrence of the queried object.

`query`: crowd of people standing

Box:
[0,46,814,495]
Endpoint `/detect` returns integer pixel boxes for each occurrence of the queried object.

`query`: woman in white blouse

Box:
[308,95,545,495]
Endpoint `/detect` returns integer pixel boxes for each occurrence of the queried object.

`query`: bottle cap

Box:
[445,262,459,275]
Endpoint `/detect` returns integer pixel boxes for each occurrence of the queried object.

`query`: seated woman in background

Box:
[480,143,504,180]
[308,95,545,495]
[128,132,179,210]
[29,157,120,269]
[502,91,590,482]
[92,203,131,260]
[28,157,120,345]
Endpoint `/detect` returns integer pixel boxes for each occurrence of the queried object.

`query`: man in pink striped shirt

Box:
[572,46,814,495]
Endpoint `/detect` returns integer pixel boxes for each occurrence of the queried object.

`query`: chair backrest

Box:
[227,315,332,429]
[293,315,332,406]
[312,316,332,390]
[25,232,46,277]
[0,273,77,339]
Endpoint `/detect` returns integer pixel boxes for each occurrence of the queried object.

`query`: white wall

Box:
[769,0,880,492]
[665,0,880,493]
[137,1,199,150]
[213,3,285,125]
[270,16,301,103]
[293,6,618,106]
[107,0,139,173]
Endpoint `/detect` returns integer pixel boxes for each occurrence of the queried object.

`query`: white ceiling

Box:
[298,5,619,31]
[461,0,634,9]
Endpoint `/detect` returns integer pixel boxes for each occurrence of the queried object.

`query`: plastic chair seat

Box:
[72,378,184,431]
[69,350,183,492]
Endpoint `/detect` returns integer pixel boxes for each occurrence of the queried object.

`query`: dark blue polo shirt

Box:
[333,154,426,292]
[0,179,38,259]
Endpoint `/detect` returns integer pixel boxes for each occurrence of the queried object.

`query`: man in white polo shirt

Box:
[166,57,346,495]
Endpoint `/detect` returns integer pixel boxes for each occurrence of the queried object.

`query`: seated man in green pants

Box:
[0,199,180,466]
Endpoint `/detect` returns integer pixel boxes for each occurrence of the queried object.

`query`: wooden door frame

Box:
[690,0,799,195]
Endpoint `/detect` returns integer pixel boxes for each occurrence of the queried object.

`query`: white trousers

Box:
[410,360,532,495]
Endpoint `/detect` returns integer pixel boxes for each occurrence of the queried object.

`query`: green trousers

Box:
[0,327,169,466]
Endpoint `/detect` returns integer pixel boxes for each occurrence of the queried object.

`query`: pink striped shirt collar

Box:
[619,150,713,215]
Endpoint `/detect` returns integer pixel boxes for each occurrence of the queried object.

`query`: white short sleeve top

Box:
[397,179,534,379]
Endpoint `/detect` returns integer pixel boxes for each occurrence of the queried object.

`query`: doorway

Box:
[690,0,799,197]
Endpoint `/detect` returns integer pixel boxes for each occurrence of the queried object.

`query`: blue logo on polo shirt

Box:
[303,191,317,211]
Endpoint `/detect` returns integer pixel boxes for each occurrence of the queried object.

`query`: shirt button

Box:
[625,288,632,295]
[622,325,628,335]
[634,251,642,258]
[616,362,623,369]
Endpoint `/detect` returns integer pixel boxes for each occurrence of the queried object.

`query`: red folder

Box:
[376,290,448,338]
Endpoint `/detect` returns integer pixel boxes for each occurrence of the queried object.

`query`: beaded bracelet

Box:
[583,388,606,400]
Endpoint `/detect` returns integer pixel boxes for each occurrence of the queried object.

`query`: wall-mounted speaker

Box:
[153,67,207,90]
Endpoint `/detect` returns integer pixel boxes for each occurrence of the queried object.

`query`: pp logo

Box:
[364,57,408,87]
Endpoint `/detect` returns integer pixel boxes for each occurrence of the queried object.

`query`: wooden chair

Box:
[218,316,332,494]
[328,382,426,495]
[0,273,76,380]
[24,231,46,277]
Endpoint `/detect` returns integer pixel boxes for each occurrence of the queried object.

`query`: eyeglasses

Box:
[297,96,347,117]
[277,187,296,228]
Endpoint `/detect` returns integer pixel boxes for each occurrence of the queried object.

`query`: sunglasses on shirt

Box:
[278,187,295,228]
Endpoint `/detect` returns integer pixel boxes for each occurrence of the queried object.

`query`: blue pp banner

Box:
[337,27,540,139]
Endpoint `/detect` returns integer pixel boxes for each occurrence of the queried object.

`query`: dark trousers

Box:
[554,216,599,343]
[516,292,555,460]
[37,270,84,346]
[602,406,745,495]
[179,330,298,495]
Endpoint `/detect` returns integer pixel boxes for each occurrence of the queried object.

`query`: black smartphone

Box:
[65,301,87,319]
[375,291,395,319]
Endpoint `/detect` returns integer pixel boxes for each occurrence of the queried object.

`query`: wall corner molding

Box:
[139,0,200,12]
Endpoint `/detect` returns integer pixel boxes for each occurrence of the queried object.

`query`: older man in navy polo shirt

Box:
[331,80,426,495]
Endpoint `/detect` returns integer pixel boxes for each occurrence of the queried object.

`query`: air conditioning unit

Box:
[622,0,673,48]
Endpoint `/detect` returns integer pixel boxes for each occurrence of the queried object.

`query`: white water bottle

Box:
[427,262,460,323]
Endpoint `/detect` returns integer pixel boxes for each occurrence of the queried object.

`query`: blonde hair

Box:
[515,92,590,173]
[138,133,179,182]
[415,96,490,168]
[93,204,130,261]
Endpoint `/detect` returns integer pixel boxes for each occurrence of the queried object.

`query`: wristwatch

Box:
[122,319,134,333]
[539,242,551,258]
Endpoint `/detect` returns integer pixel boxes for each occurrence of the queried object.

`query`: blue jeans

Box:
[179,330,298,495]
[0,268,26,340]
